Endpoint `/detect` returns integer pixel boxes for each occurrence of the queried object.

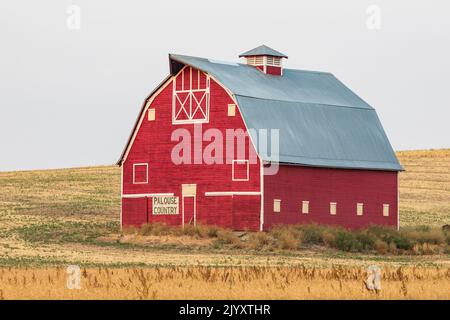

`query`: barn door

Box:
[182,184,197,227]
[183,197,195,226]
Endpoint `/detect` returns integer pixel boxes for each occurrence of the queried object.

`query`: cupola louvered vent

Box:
[239,45,287,76]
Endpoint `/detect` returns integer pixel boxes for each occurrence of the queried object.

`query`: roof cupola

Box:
[239,45,288,76]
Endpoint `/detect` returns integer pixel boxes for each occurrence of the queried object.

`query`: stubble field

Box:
[0,149,449,299]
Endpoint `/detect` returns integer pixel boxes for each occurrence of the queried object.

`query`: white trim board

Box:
[232,159,249,181]
[120,165,123,229]
[205,191,260,197]
[259,158,264,231]
[132,163,149,184]
[122,193,174,199]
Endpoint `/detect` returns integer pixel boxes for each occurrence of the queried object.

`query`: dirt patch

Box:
[99,234,215,247]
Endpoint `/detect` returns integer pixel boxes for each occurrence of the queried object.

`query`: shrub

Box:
[374,239,388,254]
[335,231,358,252]
[122,225,137,235]
[180,224,198,237]
[206,226,220,238]
[388,242,398,254]
[151,222,174,236]
[322,230,336,246]
[367,225,413,251]
[299,224,325,245]
[401,227,445,245]
[138,224,153,236]
[247,232,272,250]
[216,230,241,247]
[271,226,303,248]
[277,232,300,250]
[392,236,413,251]
[355,230,375,250]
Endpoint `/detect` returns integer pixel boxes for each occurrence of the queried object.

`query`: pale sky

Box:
[0,0,449,171]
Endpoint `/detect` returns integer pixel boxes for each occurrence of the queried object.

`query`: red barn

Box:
[117,45,403,231]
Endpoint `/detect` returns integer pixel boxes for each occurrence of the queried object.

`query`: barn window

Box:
[148,108,155,121]
[357,203,364,216]
[173,66,210,124]
[273,199,281,213]
[133,163,148,184]
[232,160,249,181]
[330,202,337,215]
[383,204,390,216]
[302,201,309,214]
[228,104,236,116]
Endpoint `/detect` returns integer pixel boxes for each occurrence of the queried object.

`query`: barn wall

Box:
[121,67,261,230]
[263,165,398,230]
[266,66,282,76]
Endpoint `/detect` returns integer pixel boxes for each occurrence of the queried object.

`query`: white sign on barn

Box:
[152,196,179,215]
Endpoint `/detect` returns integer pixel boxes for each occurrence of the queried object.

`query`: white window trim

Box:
[357,203,364,216]
[273,199,281,213]
[232,159,249,181]
[148,108,155,121]
[204,191,260,197]
[383,203,390,217]
[330,202,337,215]
[132,163,149,184]
[122,193,174,199]
[227,104,236,116]
[302,201,309,214]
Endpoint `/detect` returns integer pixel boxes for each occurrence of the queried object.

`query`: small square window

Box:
[232,160,249,181]
[330,202,337,215]
[383,204,390,217]
[227,104,236,116]
[357,203,364,216]
[148,108,156,121]
[133,163,148,184]
[273,199,281,213]
[302,201,309,214]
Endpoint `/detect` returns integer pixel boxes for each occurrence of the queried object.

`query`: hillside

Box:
[0,149,448,267]
[397,149,450,227]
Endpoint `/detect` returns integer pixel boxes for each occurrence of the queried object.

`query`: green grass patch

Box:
[14,221,119,244]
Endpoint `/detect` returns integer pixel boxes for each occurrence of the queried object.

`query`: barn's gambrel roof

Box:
[169,54,402,171]
[118,53,402,171]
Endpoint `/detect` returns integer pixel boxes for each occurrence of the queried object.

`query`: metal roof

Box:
[239,45,288,58]
[169,54,402,171]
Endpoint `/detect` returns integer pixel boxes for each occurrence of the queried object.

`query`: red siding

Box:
[266,66,282,76]
[122,67,261,230]
[263,165,398,230]
[122,198,147,226]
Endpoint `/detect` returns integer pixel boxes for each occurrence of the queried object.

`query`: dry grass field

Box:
[0,266,448,300]
[0,149,449,299]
